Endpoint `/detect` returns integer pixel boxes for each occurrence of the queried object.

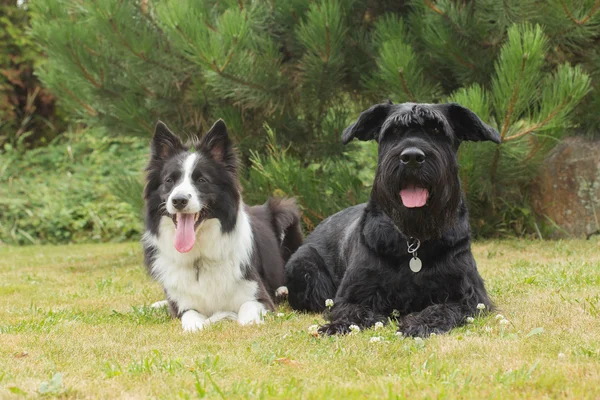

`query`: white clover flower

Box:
[495,314,505,320]
[349,324,361,333]
[484,327,493,333]
[558,352,566,359]
[391,309,400,318]
[466,317,475,323]
[477,303,486,310]
[499,319,509,325]
[308,325,319,336]
[429,333,436,337]
[374,322,384,330]
[276,313,285,317]
[325,299,334,308]
[413,337,425,347]
[370,336,383,343]
[395,331,404,337]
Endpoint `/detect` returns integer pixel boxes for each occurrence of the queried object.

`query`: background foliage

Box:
[0,0,64,147]
[1,0,599,244]
[0,129,144,244]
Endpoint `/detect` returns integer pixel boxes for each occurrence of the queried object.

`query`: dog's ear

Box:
[438,103,501,144]
[151,121,185,160]
[342,101,393,144]
[199,119,236,167]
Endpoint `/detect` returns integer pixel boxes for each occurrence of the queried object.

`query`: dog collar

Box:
[407,237,422,273]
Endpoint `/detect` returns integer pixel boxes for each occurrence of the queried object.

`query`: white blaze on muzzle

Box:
[166,153,203,253]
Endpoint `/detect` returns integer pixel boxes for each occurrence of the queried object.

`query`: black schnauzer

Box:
[285,102,500,337]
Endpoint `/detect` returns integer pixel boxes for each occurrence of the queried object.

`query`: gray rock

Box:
[532,136,600,238]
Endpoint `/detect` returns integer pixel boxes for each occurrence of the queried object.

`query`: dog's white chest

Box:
[156,256,257,315]
[143,213,257,316]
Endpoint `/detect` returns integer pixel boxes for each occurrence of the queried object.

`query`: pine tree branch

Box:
[424,0,443,15]
[66,47,103,89]
[504,101,567,142]
[500,55,528,139]
[524,138,543,162]
[452,52,476,70]
[315,17,332,122]
[421,1,483,71]
[137,2,188,65]
[135,115,153,132]
[398,68,416,102]
[83,45,101,57]
[489,147,500,210]
[294,191,325,221]
[57,83,98,116]
[204,19,218,33]
[210,60,269,91]
[559,0,600,25]
[175,26,269,93]
[323,21,331,63]
[219,36,242,73]
[315,62,329,124]
[424,0,497,48]
[134,78,157,98]
[107,18,178,74]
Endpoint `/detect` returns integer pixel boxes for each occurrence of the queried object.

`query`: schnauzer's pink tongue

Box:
[174,213,196,253]
[400,186,429,208]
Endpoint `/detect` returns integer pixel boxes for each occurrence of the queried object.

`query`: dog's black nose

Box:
[171,196,189,210]
[400,147,426,167]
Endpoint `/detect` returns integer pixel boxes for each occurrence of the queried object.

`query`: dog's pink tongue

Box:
[400,186,429,208]
[174,213,196,253]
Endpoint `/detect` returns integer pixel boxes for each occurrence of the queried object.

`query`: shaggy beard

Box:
[372,173,462,241]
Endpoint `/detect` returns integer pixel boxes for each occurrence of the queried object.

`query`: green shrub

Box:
[243,125,376,231]
[0,1,64,148]
[0,122,379,244]
[0,129,146,245]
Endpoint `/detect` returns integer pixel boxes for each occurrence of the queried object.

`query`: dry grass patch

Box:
[1,240,599,399]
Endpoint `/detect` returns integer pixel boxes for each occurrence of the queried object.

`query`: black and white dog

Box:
[285,102,500,337]
[143,120,302,332]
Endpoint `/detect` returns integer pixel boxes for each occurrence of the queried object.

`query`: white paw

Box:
[275,286,288,298]
[238,301,267,326]
[206,311,238,325]
[150,300,168,309]
[181,310,208,332]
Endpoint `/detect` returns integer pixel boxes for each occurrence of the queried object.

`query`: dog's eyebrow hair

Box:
[382,107,451,135]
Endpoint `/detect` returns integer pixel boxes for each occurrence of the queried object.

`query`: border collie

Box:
[142,120,302,332]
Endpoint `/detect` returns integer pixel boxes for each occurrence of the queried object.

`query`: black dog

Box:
[285,102,500,337]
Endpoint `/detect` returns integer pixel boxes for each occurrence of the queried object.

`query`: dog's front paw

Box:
[181,310,208,332]
[318,321,354,335]
[275,286,288,298]
[396,321,442,338]
[237,301,267,326]
[150,300,168,309]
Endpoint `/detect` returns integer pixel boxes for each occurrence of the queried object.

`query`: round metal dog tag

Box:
[409,257,422,273]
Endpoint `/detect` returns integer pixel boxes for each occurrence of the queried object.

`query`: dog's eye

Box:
[165,177,173,184]
[432,127,440,134]
[196,177,207,184]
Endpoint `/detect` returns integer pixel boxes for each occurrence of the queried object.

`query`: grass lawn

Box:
[1,240,599,399]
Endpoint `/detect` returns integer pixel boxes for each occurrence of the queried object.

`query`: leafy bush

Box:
[0,129,146,245]
[0,121,379,244]
[0,1,64,147]
[30,0,599,144]
[243,125,376,231]
[28,0,598,238]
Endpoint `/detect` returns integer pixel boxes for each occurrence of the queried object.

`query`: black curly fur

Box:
[286,102,500,337]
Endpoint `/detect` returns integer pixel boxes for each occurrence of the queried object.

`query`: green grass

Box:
[1,240,599,399]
